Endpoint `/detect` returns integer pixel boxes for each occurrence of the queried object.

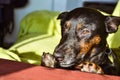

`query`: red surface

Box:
[0,59,120,80]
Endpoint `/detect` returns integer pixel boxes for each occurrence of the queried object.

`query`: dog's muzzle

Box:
[53,39,80,68]
[54,52,76,68]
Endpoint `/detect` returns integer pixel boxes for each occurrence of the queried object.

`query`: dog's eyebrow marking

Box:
[76,23,83,30]
[65,21,71,29]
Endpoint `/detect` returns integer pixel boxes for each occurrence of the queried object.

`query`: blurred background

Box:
[0,0,119,48]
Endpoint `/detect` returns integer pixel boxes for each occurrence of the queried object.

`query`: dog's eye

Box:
[82,30,89,34]
[77,29,90,38]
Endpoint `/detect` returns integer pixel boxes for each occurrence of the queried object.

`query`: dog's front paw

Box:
[41,52,57,68]
[75,61,104,74]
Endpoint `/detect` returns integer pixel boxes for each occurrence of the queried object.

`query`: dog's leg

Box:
[75,61,104,74]
[41,52,57,68]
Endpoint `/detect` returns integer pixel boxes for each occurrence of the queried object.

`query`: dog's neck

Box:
[88,45,112,65]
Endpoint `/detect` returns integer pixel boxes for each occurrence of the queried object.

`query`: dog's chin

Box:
[59,62,75,68]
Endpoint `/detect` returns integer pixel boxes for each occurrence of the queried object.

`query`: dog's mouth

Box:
[59,62,75,68]
[56,58,77,68]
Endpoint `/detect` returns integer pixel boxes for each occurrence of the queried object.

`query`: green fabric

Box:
[18,10,60,38]
[0,10,61,65]
[0,47,21,61]
[9,10,61,65]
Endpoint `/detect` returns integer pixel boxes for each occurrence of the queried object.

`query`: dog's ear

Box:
[105,16,120,33]
[57,12,68,20]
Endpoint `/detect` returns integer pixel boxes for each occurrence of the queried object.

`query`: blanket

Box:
[0,10,61,65]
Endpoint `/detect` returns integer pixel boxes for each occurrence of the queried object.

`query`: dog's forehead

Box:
[65,18,97,31]
[64,8,105,25]
[64,11,106,31]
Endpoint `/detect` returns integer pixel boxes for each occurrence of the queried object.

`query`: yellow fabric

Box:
[0,48,21,61]
[8,10,61,65]
[18,10,60,37]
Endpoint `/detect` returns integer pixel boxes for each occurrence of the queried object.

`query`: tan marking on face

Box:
[77,23,83,30]
[92,35,101,45]
[79,35,101,55]
[91,48,96,53]
[90,47,97,57]
[66,21,71,29]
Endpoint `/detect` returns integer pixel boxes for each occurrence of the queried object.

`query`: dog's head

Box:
[53,8,120,68]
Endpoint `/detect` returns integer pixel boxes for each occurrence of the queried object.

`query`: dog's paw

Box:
[41,52,56,68]
[75,61,104,74]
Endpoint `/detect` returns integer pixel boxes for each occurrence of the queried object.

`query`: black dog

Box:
[42,7,120,75]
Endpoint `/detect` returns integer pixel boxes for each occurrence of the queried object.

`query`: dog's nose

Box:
[54,53,64,61]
